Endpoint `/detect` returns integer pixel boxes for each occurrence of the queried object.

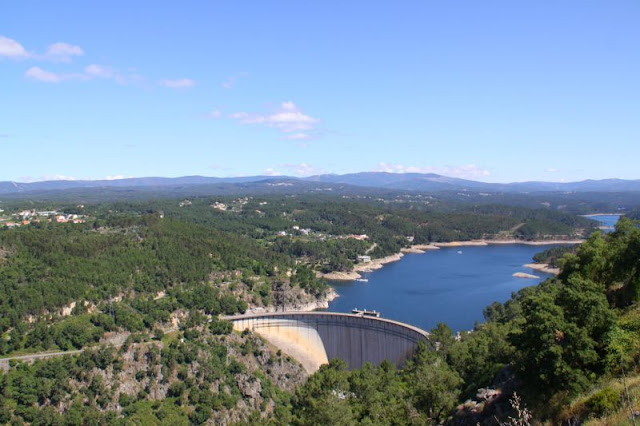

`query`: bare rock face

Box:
[237,373,262,399]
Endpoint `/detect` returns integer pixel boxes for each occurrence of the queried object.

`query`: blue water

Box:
[584,214,621,232]
[327,245,564,331]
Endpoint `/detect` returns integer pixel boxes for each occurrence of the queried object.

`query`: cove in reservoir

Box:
[583,213,622,232]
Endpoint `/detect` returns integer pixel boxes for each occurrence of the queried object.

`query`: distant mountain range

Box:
[1,173,640,196]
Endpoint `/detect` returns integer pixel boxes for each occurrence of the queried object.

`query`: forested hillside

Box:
[1,197,636,424]
[0,217,638,424]
[0,196,594,358]
[0,214,327,357]
[87,196,594,267]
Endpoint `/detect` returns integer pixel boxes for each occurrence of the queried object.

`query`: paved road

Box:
[0,328,178,373]
[0,350,83,372]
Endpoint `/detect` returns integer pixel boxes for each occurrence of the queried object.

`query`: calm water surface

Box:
[327,245,559,331]
[327,214,622,331]
[584,214,621,232]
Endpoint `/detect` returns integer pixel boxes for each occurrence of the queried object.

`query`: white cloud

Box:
[45,42,84,61]
[1,36,85,62]
[545,167,560,173]
[159,78,195,89]
[230,101,319,137]
[24,66,63,83]
[19,174,77,182]
[25,64,139,84]
[230,112,249,120]
[85,64,116,79]
[19,174,134,182]
[84,65,143,85]
[262,168,281,176]
[261,163,322,177]
[24,66,88,83]
[207,109,222,119]
[0,35,30,58]
[25,64,141,85]
[374,163,491,179]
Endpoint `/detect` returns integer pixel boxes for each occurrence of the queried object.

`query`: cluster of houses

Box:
[275,226,370,243]
[210,197,250,212]
[1,208,87,228]
[211,202,227,211]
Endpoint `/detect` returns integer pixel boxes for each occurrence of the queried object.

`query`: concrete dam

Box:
[225,312,430,373]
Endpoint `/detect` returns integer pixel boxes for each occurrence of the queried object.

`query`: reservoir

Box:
[327,244,560,331]
[327,214,622,331]
[583,214,622,232]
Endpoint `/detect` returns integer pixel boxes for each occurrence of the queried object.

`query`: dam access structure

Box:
[225,312,430,373]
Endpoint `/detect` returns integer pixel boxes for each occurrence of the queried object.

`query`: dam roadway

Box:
[224,312,430,373]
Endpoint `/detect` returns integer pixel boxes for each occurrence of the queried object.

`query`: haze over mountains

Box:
[2,172,640,196]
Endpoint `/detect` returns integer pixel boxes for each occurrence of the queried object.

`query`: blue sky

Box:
[1,1,638,183]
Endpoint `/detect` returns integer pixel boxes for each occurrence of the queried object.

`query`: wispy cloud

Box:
[104,175,132,180]
[545,167,560,173]
[85,64,143,85]
[85,64,116,79]
[230,101,319,140]
[374,163,491,179]
[24,66,68,83]
[44,42,84,62]
[19,174,78,183]
[1,36,84,62]
[262,168,281,176]
[0,35,30,59]
[159,78,195,89]
[263,163,323,177]
[24,64,143,84]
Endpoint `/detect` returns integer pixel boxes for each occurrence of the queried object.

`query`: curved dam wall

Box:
[226,312,430,373]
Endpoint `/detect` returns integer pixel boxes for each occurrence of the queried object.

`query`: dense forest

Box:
[0,218,638,424]
[85,196,595,263]
[0,214,327,357]
[0,195,638,424]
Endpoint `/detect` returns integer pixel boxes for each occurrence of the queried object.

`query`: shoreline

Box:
[401,244,440,254]
[523,263,561,275]
[581,213,623,217]
[322,238,580,282]
[354,253,404,272]
[321,252,406,281]
[433,239,584,247]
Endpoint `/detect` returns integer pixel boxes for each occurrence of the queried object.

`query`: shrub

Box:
[586,387,620,417]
